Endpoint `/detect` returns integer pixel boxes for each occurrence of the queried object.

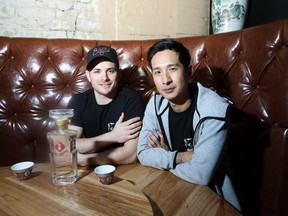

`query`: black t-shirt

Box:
[168,86,198,152]
[67,87,144,138]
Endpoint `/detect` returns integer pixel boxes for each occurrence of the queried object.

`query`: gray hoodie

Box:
[137,82,240,211]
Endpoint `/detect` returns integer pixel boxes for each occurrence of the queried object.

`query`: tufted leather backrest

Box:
[0,19,287,216]
[0,39,156,165]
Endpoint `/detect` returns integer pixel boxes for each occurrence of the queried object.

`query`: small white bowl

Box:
[94,165,116,184]
[11,161,34,181]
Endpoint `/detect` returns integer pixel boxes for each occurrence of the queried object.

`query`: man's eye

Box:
[108,69,116,73]
[153,71,160,75]
[169,67,177,72]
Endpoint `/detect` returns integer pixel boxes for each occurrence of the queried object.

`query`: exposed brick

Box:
[0,0,210,39]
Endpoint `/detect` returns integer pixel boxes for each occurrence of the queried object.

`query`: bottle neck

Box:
[55,119,69,130]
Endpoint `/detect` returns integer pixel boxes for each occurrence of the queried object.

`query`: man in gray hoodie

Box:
[137,39,240,211]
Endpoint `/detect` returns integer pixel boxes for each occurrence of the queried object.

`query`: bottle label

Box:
[55,142,65,152]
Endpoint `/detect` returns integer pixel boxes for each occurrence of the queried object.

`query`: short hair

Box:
[147,39,191,70]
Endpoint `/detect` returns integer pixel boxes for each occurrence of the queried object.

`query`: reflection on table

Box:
[0,163,242,216]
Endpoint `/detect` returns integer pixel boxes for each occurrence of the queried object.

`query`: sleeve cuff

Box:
[173,151,178,169]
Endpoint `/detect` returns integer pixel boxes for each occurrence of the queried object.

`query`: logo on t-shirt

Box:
[107,123,115,131]
[184,138,193,149]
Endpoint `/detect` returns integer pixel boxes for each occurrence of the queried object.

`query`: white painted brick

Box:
[16,7,55,18]
[0,0,210,39]
[0,6,15,17]
[55,1,74,11]
[41,30,67,38]
[38,18,62,30]
[5,0,36,8]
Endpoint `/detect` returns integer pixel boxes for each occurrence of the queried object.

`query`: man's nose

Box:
[162,71,172,84]
[101,72,109,80]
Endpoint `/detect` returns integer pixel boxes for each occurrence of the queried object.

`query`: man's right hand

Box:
[111,112,142,143]
[176,149,194,164]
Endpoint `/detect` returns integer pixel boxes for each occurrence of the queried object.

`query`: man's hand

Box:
[146,130,169,151]
[110,112,142,143]
[176,149,194,164]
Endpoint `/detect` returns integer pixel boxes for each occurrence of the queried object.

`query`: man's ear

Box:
[85,70,91,82]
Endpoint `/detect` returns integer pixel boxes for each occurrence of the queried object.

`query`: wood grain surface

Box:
[0,163,242,216]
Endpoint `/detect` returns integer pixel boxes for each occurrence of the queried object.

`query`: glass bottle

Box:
[47,109,78,185]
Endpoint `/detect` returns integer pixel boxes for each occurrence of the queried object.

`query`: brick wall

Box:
[0,0,210,40]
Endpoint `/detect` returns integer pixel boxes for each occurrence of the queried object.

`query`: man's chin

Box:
[161,92,176,101]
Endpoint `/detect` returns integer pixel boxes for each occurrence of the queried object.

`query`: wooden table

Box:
[0,163,242,216]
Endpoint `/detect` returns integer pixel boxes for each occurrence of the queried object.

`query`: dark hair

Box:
[147,39,191,70]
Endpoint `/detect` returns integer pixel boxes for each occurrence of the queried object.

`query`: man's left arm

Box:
[170,118,227,185]
[77,137,138,166]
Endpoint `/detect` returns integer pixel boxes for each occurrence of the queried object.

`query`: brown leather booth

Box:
[0,19,287,216]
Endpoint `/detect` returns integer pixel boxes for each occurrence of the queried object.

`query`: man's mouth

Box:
[100,83,111,88]
[163,87,174,94]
